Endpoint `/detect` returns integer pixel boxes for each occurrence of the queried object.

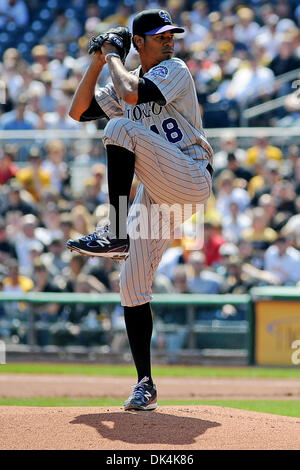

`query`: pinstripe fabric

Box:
[96,57,214,306]
[103,118,211,306]
[103,118,211,205]
[95,82,123,119]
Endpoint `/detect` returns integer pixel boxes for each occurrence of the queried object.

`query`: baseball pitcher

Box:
[67,9,214,411]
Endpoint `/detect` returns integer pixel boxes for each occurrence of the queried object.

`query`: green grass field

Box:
[0,397,299,418]
[1,363,299,418]
[1,362,300,378]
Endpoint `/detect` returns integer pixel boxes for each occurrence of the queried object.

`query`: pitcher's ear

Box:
[133,34,144,50]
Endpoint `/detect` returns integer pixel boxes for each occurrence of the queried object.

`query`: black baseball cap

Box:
[132,9,185,36]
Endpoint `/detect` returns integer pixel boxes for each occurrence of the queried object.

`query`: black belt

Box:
[206,163,214,178]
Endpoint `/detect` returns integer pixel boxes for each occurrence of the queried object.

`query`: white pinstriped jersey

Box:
[95,58,213,163]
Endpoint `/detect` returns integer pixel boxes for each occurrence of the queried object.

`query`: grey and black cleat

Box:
[66,224,129,260]
[124,376,157,411]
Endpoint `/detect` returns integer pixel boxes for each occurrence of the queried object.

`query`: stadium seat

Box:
[39,9,52,21]
[46,0,58,10]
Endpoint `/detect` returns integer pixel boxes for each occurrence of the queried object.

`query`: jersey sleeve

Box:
[80,96,108,121]
[143,59,189,105]
[95,82,123,119]
[137,77,166,105]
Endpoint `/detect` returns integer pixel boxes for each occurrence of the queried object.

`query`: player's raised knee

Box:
[103,117,132,138]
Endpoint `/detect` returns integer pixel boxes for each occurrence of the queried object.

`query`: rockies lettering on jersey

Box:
[127,103,163,121]
[95,58,213,162]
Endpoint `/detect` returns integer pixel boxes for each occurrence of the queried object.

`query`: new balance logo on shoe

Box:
[66,224,129,261]
[124,376,158,411]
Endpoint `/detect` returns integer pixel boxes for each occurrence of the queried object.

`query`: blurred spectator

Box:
[63,253,87,292]
[0,216,17,263]
[1,262,31,330]
[172,264,190,297]
[43,99,80,130]
[42,139,69,194]
[4,209,23,241]
[38,71,59,113]
[16,146,51,201]
[224,52,275,106]
[31,45,50,73]
[271,179,297,220]
[59,213,73,244]
[269,38,300,77]
[91,163,108,204]
[35,203,63,246]
[31,258,63,315]
[40,237,69,278]
[190,1,210,30]
[179,10,208,49]
[42,8,82,45]
[1,94,36,130]
[257,194,280,231]
[226,153,253,183]
[86,256,117,291]
[2,258,33,296]
[48,43,72,87]
[264,237,300,285]
[84,177,105,213]
[293,159,300,196]
[221,255,270,294]
[0,48,25,102]
[255,14,281,60]
[70,204,95,238]
[202,221,226,267]
[14,214,44,275]
[245,135,283,167]
[0,0,29,29]
[0,145,19,184]
[103,4,131,27]
[85,1,102,22]
[167,0,186,25]
[213,132,246,172]
[281,209,300,247]
[285,144,300,174]
[233,7,260,47]
[0,179,37,217]
[249,160,282,205]
[215,170,251,218]
[222,255,249,294]
[241,207,278,254]
[222,201,252,244]
[187,251,224,294]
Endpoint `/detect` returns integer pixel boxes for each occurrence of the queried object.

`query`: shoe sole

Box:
[124,402,157,411]
[66,245,129,261]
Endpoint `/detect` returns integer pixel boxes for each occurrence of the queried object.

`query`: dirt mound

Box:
[1,405,299,450]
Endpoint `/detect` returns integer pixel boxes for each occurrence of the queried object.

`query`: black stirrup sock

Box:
[124,303,153,386]
[106,145,135,238]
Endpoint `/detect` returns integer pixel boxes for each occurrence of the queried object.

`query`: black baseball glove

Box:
[88,27,132,64]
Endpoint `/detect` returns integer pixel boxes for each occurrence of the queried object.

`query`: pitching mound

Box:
[1,405,299,450]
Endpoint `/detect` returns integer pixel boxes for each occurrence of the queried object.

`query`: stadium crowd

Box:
[1,0,300,350]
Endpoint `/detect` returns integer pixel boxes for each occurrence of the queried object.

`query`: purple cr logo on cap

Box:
[159,11,171,23]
